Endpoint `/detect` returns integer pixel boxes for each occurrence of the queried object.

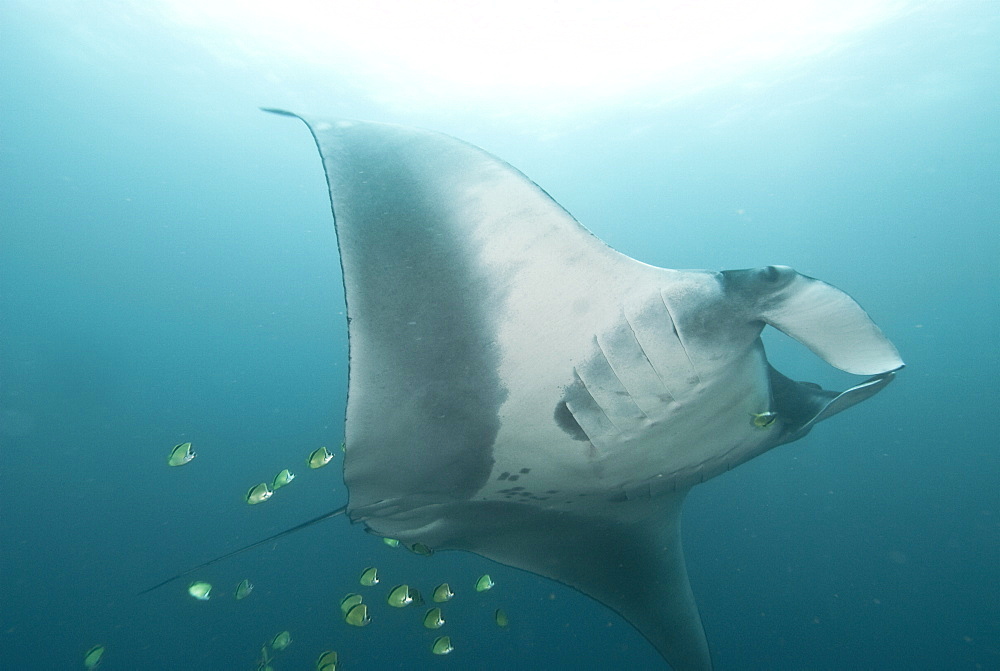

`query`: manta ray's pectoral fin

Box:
[432,495,712,671]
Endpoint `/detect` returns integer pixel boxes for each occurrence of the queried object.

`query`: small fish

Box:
[409,542,433,556]
[256,645,273,669]
[272,468,295,490]
[409,587,425,606]
[187,581,212,600]
[431,636,454,655]
[246,482,272,505]
[345,603,370,627]
[387,584,413,608]
[270,630,292,651]
[307,446,334,469]
[315,650,338,670]
[166,442,195,466]
[235,579,254,600]
[423,607,445,629]
[340,593,363,614]
[83,644,105,669]
[751,411,778,428]
[432,583,454,602]
[495,608,509,628]
[359,566,379,587]
[382,537,400,547]
[475,574,495,592]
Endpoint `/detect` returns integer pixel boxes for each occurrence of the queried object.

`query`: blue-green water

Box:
[1,3,997,669]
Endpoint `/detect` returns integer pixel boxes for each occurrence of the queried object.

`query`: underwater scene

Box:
[1,2,997,669]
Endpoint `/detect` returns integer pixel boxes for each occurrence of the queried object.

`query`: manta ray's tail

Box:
[138,505,347,595]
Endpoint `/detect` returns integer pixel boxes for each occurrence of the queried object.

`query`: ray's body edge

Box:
[264,109,903,670]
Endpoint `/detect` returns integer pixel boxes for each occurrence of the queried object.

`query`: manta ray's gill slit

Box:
[566,367,622,435]
[554,368,613,444]
[553,398,588,441]
[621,307,676,404]
[576,334,653,431]
[658,288,702,385]
[593,329,652,422]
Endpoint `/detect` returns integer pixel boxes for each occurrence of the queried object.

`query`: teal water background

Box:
[1,2,997,669]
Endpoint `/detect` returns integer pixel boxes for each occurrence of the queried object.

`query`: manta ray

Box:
[156,110,903,670]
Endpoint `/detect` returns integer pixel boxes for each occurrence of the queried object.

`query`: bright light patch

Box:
[151,0,919,115]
